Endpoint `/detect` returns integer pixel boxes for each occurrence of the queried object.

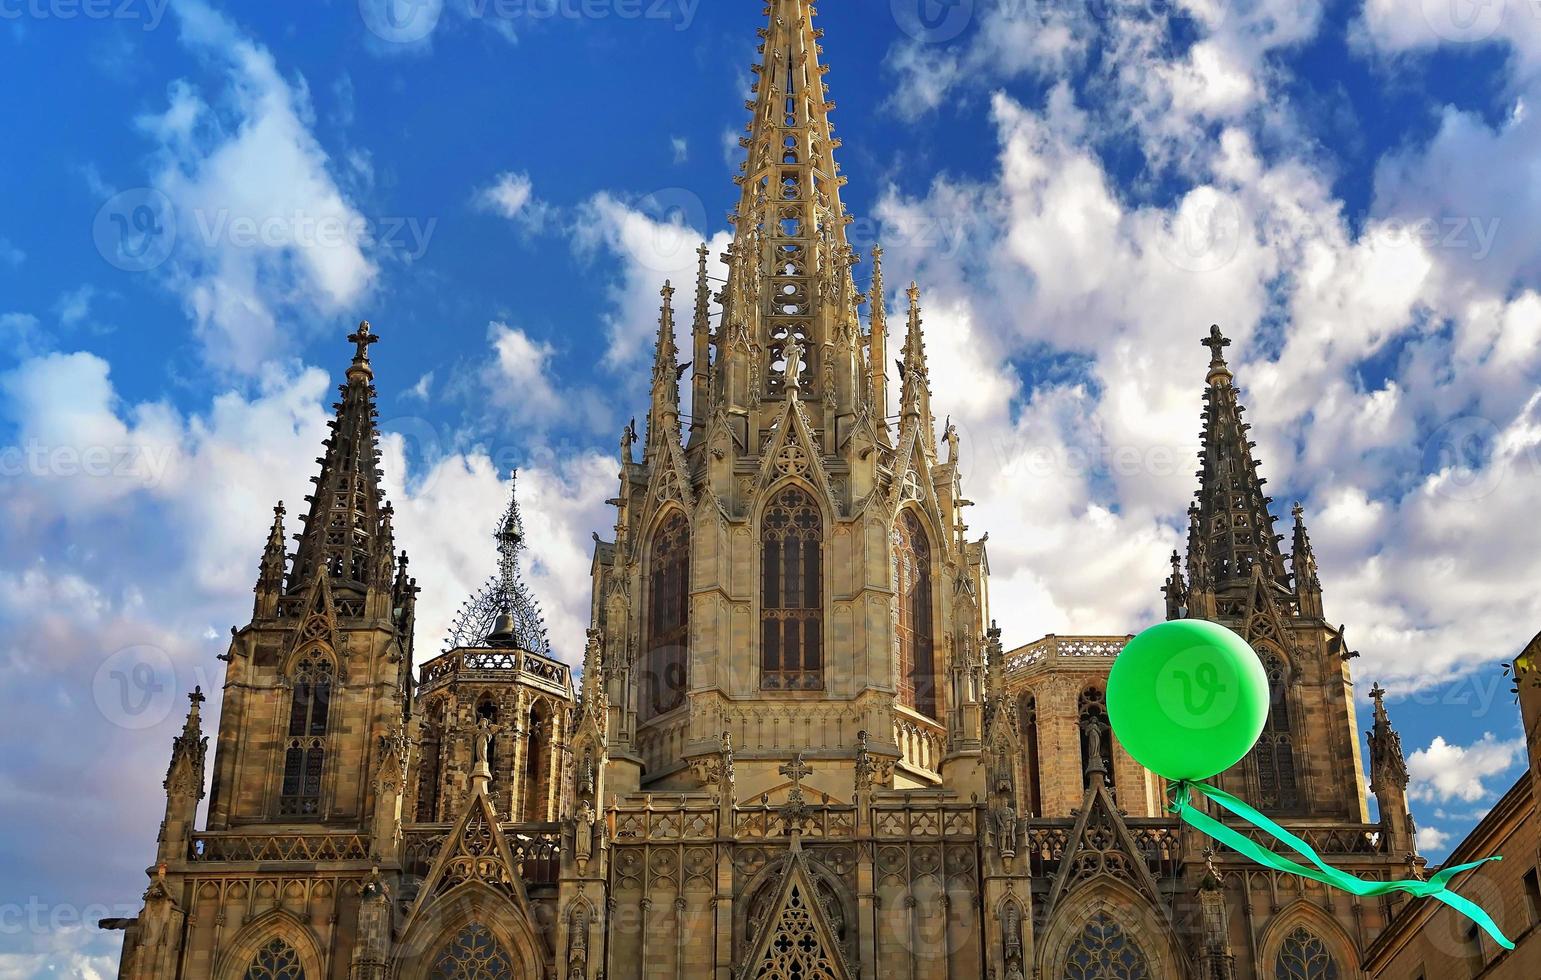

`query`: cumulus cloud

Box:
[1408,733,1525,803]
[139,0,377,371]
[571,191,731,384]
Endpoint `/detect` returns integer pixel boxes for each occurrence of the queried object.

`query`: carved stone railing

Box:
[188,832,369,863]
[418,646,572,697]
[733,804,857,840]
[893,713,947,777]
[1002,635,1132,677]
[276,595,366,620]
[400,824,562,883]
[1024,818,1183,878]
[1238,822,1384,856]
[611,802,720,842]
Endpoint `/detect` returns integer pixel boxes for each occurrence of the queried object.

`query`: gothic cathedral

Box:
[104,2,1451,978]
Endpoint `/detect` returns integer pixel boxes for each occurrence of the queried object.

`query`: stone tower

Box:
[1164,325,1369,822]
[591,0,990,805]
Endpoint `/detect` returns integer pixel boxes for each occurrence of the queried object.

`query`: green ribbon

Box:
[1170,779,1514,951]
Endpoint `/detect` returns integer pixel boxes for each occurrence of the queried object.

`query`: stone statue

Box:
[621,417,637,465]
[783,336,804,396]
[574,800,596,864]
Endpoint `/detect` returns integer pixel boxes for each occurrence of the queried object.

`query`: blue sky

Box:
[5,0,1541,974]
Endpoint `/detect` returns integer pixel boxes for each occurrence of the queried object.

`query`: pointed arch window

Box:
[430,922,515,979]
[893,510,937,718]
[761,485,823,690]
[1018,693,1043,818]
[1253,651,1301,812]
[1274,926,1340,979]
[643,510,690,720]
[279,652,333,817]
[245,937,305,980]
[1062,912,1151,980]
[1078,687,1116,800]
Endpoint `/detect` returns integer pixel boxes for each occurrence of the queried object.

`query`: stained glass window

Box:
[245,937,305,980]
[279,653,333,817]
[1062,913,1151,980]
[644,510,690,719]
[761,486,823,691]
[893,510,937,718]
[429,923,516,980]
[1253,652,1301,811]
[1274,927,1340,980]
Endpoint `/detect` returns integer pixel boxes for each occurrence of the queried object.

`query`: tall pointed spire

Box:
[1367,682,1417,852]
[254,502,287,617]
[722,0,857,406]
[289,321,389,597]
[1189,324,1287,592]
[1291,501,1324,617]
[868,245,889,426]
[898,282,935,448]
[688,243,713,441]
[647,281,682,449]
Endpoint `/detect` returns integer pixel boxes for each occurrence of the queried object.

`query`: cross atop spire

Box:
[348,319,378,380]
[1367,681,1409,792]
[1202,323,1231,381]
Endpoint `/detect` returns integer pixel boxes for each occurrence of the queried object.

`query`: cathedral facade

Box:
[102,2,1539,978]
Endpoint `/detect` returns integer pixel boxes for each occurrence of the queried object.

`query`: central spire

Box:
[721,0,860,407]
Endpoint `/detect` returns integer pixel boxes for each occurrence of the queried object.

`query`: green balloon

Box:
[1107,619,1270,782]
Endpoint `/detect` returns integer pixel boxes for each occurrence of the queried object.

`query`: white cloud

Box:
[1416,825,1450,852]
[671,136,688,164]
[140,0,377,371]
[474,171,549,231]
[53,285,96,328]
[1408,733,1525,803]
[571,191,731,380]
[0,236,23,267]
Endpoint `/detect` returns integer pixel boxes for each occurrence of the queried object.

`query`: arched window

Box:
[893,510,937,718]
[761,486,823,690]
[1253,652,1301,811]
[1078,688,1116,800]
[279,653,333,817]
[1274,926,1340,980]
[245,936,305,980]
[1062,912,1151,980]
[430,922,515,979]
[1018,693,1043,818]
[643,510,690,719]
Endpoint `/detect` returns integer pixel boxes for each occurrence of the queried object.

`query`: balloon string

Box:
[1169,779,1513,951]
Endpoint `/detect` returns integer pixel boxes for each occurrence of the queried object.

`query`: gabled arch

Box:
[1257,900,1357,980]
[1036,877,1183,980]
[216,908,324,980]
[392,880,545,980]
